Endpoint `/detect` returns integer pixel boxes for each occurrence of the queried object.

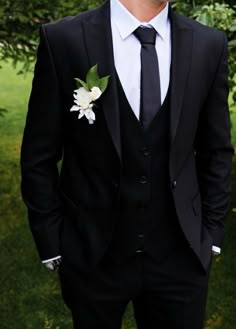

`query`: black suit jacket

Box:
[21,1,233,271]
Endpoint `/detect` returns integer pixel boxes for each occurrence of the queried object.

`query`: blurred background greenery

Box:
[0,1,235,328]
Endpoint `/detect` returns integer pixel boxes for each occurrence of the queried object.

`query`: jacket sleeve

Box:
[20,25,64,260]
[195,32,234,248]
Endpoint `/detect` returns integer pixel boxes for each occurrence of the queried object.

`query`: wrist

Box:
[43,256,62,271]
[42,255,62,264]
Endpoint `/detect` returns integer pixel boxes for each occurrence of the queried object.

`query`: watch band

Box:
[45,258,62,272]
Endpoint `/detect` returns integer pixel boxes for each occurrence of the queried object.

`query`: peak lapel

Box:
[169,10,193,145]
[82,2,121,160]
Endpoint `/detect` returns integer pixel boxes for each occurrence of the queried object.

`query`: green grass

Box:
[0,61,236,329]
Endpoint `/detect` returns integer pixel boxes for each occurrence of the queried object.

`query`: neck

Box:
[118,0,167,22]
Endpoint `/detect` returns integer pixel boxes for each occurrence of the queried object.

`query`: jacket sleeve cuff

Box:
[212,245,221,255]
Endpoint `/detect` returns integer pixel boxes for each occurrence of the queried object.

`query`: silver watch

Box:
[45,258,62,271]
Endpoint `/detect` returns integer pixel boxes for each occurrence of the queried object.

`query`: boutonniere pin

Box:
[70,65,110,124]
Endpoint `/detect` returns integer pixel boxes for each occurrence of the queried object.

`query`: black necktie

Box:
[134,27,161,130]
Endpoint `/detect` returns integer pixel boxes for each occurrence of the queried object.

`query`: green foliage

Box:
[0,0,235,98]
[0,0,235,91]
[0,0,59,72]
[0,0,104,72]
[175,1,236,102]
[0,108,7,117]
[0,44,236,329]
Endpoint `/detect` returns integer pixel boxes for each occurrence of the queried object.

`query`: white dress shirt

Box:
[110,0,171,119]
[42,0,220,264]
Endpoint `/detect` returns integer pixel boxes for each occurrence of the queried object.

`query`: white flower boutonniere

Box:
[70,65,110,124]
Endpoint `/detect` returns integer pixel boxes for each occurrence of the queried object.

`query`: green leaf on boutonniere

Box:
[74,64,110,93]
[86,64,100,90]
[99,76,110,93]
[75,78,89,90]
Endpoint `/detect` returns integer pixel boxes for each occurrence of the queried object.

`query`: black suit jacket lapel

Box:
[82,4,193,158]
[82,1,121,161]
[169,9,193,146]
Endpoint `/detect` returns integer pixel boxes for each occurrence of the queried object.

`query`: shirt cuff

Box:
[42,256,62,264]
[212,246,221,255]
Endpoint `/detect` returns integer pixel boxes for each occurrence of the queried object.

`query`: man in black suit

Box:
[21,0,233,328]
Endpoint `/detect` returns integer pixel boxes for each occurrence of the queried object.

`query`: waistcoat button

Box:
[140,147,150,156]
[112,181,119,189]
[172,180,177,189]
[139,176,148,184]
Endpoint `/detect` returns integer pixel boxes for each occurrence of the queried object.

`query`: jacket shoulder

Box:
[172,10,227,58]
[173,11,226,39]
[41,6,101,37]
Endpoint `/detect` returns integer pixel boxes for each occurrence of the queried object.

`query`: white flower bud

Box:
[90,87,102,101]
[74,87,93,110]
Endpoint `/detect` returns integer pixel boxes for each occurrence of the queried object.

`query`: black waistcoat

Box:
[108,78,184,263]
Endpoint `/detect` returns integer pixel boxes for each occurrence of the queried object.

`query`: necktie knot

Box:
[134,27,157,45]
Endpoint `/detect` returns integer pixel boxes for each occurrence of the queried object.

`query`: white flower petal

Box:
[74,99,81,106]
[85,110,92,120]
[71,84,99,124]
[73,87,93,110]
[77,87,93,100]
[90,110,96,121]
[78,111,85,119]
[70,105,80,112]
[90,87,102,101]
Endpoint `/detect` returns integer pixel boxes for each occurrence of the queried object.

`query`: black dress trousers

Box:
[58,241,210,329]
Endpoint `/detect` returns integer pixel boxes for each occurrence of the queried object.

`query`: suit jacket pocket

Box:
[192,191,201,216]
[59,189,81,220]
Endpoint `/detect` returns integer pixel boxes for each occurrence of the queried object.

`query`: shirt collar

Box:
[110,0,169,41]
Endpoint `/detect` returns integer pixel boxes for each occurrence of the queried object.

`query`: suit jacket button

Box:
[139,176,148,184]
[172,180,177,189]
[112,181,119,189]
[140,147,150,156]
